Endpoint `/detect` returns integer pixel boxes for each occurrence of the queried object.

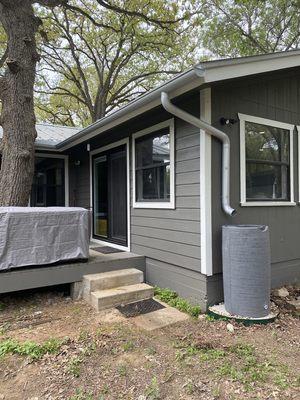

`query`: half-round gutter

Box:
[161,92,236,217]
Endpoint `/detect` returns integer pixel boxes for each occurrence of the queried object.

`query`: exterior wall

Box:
[210,68,300,303]
[67,93,210,309]
[130,97,204,306]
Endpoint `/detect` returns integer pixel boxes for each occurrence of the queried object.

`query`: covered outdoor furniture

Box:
[0,207,89,271]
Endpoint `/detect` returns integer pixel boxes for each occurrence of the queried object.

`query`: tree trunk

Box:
[0,0,40,206]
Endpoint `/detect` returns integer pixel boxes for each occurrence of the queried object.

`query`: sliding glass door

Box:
[93,145,127,246]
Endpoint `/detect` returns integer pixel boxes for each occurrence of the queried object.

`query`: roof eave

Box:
[57,68,204,151]
[195,50,300,83]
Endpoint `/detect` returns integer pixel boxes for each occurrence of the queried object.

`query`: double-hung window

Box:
[132,119,175,209]
[239,114,294,206]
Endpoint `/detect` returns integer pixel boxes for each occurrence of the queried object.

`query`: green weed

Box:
[0,337,63,360]
[122,340,134,352]
[146,346,157,355]
[0,302,6,311]
[117,364,127,376]
[69,388,94,400]
[68,356,83,377]
[185,380,195,394]
[154,287,201,318]
[144,376,160,400]
[199,348,226,361]
[78,329,89,341]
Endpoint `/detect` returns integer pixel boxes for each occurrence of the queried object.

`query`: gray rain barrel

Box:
[222,225,271,318]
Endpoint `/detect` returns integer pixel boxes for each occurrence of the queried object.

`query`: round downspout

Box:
[161,91,236,217]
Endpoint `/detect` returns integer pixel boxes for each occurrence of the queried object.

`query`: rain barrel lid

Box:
[223,224,268,231]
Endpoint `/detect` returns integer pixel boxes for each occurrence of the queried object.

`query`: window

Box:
[133,119,175,209]
[239,114,295,206]
[31,156,67,207]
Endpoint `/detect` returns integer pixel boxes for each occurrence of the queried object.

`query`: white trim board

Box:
[297,125,300,204]
[132,119,175,209]
[239,113,295,206]
[200,88,213,276]
[35,153,69,207]
[89,138,131,252]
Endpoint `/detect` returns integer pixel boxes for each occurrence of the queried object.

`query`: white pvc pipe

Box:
[161,92,236,216]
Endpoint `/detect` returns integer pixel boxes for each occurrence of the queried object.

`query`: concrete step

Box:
[90,283,154,311]
[82,268,144,299]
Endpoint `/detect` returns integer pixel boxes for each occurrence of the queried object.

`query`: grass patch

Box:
[117,364,127,376]
[154,287,201,318]
[173,338,294,392]
[144,376,160,400]
[216,344,292,391]
[122,340,134,352]
[68,356,83,377]
[199,348,226,361]
[0,337,63,360]
[0,302,6,311]
[69,389,94,400]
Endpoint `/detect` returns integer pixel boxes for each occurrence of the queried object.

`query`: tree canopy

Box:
[201,0,300,58]
[35,0,201,126]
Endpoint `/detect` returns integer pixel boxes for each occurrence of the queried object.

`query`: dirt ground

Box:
[0,287,299,400]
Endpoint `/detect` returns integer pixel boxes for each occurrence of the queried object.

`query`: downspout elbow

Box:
[161,91,236,217]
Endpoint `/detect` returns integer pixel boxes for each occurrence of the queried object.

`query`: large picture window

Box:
[31,156,67,207]
[239,114,295,206]
[133,120,175,209]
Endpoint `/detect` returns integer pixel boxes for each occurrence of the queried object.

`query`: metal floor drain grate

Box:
[92,246,124,254]
[116,298,165,318]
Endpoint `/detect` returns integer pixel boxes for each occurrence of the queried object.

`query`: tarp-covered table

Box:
[0,207,89,271]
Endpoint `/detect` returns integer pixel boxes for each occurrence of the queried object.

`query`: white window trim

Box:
[132,119,175,209]
[35,153,69,206]
[89,138,131,252]
[297,126,300,204]
[239,113,295,207]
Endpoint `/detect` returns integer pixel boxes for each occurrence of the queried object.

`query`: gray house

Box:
[3,50,300,309]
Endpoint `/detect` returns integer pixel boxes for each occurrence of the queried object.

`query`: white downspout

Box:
[161,92,236,217]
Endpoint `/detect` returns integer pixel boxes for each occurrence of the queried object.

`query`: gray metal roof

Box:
[0,123,81,147]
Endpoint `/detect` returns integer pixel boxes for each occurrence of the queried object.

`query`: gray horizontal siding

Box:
[211,69,300,283]
[132,226,200,245]
[133,245,201,271]
[131,216,200,233]
[145,258,207,309]
[176,183,200,196]
[132,235,200,259]
[132,208,200,221]
[131,101,201,272]
[176,158,199,173]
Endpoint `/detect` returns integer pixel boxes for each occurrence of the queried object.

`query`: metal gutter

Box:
[161,91,236,217]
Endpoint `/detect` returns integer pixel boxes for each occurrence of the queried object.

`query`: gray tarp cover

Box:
[0,207,89,270]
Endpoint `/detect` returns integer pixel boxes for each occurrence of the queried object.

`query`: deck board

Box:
[0,249,145,294]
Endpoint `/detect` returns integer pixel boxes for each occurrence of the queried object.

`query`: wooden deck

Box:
[0,249,145,294]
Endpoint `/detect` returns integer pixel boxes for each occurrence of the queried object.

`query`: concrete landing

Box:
[131,301,189,331]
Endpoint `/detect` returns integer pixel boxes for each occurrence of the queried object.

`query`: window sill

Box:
[133,201,175,209]
[240,201,296,207]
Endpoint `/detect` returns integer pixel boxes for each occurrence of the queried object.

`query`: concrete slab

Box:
[131,302,189,331]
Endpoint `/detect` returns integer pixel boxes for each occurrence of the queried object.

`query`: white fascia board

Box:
[197,53,300,83]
